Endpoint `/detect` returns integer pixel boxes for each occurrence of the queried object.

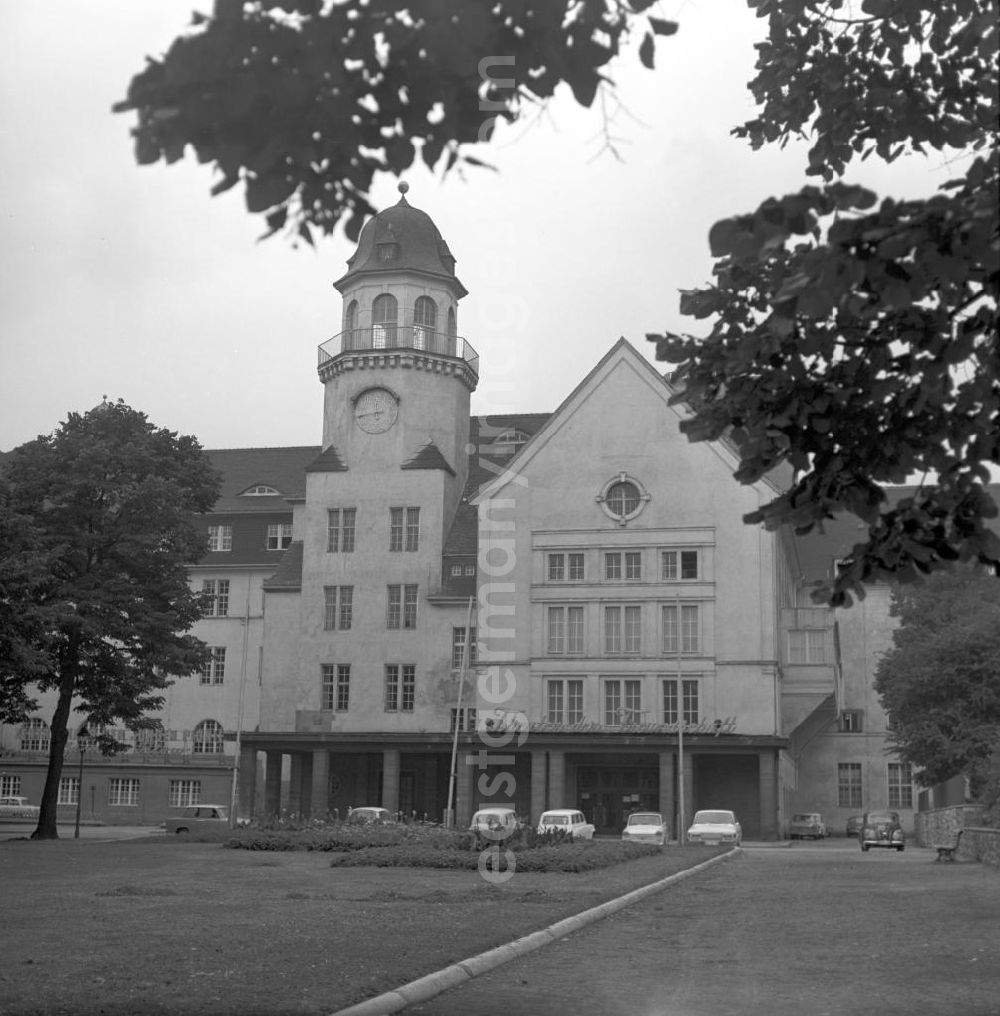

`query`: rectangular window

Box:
[389,507,420,551]
[548,553,565,581]
[207,525,232,552]
[384,664,416,712]
[168,779,201,808]
[840,710,864,733]
[838,763,863,808]
[327,508,356,553]
[266,523,293,550]
[58,777,79,806]
[548,604,585,653]
[568,553,584,580]
[451,627,478,670]
[337,665,351,711]
[888,762,913,809]
[547,606,565,653]
[450,707,477,732]
[605,552,622,580]
[321,664,351,710]
[405,508,420,552]
[450,564,462,576]
[604,606,640,653]
[199,647,226,685]
[323,586,353,631]
[201,579,230,617]
[604,606,621,653]
[387,585,418,628]
[789,628,828,664]
[1,775,21,797]
[661,549,699,580]
[662,604,699,654]
[624,605,641,652]
[108,778,140,807]
[625,551,642,580]
[389,508,403,552]
[662,679,700,724]
[546,679,584,724]
[604,679,642,725]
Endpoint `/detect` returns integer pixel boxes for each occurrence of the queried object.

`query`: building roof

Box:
[304,446,348,473]
[333,186,468,297]
[261,540,304,592]
[205,446,320,512]
[401,442,456,476]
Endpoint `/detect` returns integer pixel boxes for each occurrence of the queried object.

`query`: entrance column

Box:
[288,753,306,815]
[457,750,475,827]
[264,750,282,816]
[238,744,257,819]
[382,748,400,815]
[530,749,547,823]
[759,749,778,841]
[310,749,330,819]
[658,751,675,840]
[547,750,566,808]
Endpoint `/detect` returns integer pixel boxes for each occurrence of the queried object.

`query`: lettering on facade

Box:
[485,710,738,737]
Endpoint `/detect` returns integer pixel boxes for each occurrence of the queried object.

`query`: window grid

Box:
[662,679,700,724]
[58,777,79,806]
[324,586,353,631]
[841,710,864,733]
[604,679,642,725]
[888,763,914,809]
[385,664,416,712]
[0,776,21,797]
[202,579,230,617]
[405,508,420,552]
[605,552,622,580]
[451,628,478,670]
[661,549,699,581]
[604,606,641,654]
[192,720,225,754]
[108,778,140,807]
[662,604,699,654]
[169,779,202,808]
[327,508,356,553]
[387,585,418,629]
[266,523,293,550]
[548,553,565,581]
[606,481,640,517]
[199,647,226,685]
[568,553,584,580]
[390,508,404,552]
[449,707,477,733]
[625,551,642,580]
[20,718,50,752]
[838,763,863,808]
[336,664,350,711]
[546,679,584,724]
[207,525,232,552]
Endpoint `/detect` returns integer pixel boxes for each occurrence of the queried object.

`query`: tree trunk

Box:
[31,663,77,840]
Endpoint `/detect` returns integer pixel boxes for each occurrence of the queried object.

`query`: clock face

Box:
[354,388,398,433]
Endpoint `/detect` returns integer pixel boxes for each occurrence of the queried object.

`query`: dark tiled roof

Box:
[401,442,456,476]
[305,446,348,473]
[262,541,304,592]
[205,446,320,512]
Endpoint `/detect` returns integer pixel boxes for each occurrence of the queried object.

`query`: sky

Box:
[0,1,963,454]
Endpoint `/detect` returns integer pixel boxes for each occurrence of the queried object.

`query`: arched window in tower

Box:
[344,300,358,350]
[372,293,398,349]
[413,296,437,350]
[192,719,225,754]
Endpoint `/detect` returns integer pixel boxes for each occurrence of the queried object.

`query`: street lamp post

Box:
[74,726,89,839]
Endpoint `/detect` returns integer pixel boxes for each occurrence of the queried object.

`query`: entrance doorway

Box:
[578,766,658,834]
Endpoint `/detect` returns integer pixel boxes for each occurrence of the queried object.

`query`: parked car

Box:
[859,811,905,852]
[345,806,394,826]
[845,814,863,838]
[536,809,595,841]
[470,806,521,839]
[687,809,742,846]
[621,811,668,846]
[789,812,827,840]
[0,795,39,818]
[164,804,231,834]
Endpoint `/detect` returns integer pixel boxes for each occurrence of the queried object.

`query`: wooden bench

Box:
[932,828,963,862]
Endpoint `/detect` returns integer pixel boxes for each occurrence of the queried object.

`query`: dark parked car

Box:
[845,814,863,838]
[859,811,905,852]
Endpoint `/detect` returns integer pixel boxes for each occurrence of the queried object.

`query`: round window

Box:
[606,481,640,518]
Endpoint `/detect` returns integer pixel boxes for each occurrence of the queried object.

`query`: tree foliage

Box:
[650,0,999,605]
[874,565,1000,793]
[112,0,676,244]
[0,402,220,838]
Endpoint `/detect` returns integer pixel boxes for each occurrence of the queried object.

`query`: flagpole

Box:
[445,596,475,828]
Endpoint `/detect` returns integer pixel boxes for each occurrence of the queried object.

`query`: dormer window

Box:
[241,485,280,497]
[377,243,399,262]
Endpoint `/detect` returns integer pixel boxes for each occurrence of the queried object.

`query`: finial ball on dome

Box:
[398,181,409,194]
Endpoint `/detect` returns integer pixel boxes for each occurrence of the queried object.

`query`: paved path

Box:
[400,841,999,1016]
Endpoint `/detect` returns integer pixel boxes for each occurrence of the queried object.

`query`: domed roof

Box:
[334,184,467,297]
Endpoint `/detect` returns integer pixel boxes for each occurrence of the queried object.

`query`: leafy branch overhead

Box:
[113,0,677,244]
[649,0,999,605]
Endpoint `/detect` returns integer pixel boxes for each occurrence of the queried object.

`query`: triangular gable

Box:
[473,338,778,505]
[401,441,456,476]
[305,446,348,473]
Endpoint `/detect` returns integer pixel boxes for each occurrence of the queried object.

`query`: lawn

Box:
[1,836,726,1015]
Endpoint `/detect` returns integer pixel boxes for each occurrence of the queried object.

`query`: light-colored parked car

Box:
[687,809,742,846]
[164,804,231,834]
[346,806,394,826]
[789,812,827,840]
[859,811,905,852]
[536,809,595,840]
[0,795,40,818]
[621,811,668,846]
[470,806,521,839]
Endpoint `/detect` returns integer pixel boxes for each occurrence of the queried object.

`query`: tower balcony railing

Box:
[319,326,479,377]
